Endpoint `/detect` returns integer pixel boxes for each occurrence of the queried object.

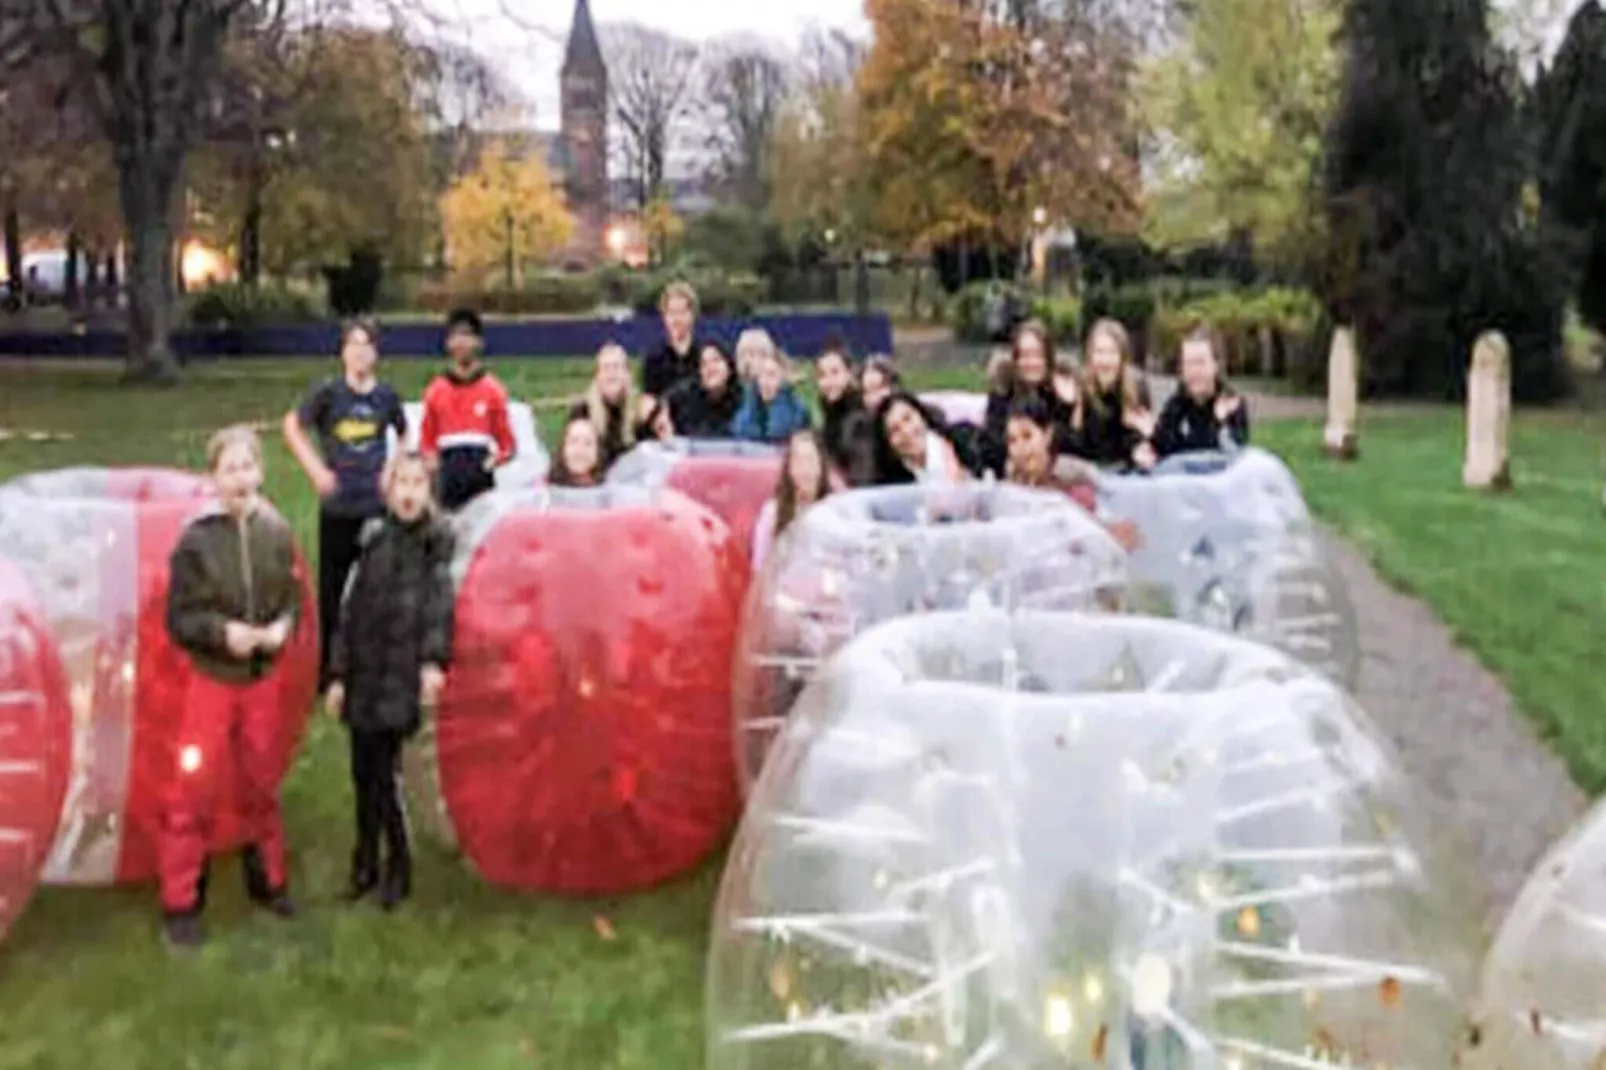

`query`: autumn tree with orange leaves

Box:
[857,0,1141,259]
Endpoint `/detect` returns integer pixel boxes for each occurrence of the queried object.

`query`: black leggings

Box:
[317,510,370,688]
[349,728,409,868]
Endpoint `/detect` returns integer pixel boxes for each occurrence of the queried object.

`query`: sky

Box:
[421,0,870,129]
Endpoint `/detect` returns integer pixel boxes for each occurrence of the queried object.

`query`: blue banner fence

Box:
[0,313,894,362]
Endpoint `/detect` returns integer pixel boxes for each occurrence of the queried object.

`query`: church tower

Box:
[560,0,609,263]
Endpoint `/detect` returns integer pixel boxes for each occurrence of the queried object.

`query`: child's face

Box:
[213,442,263,512]
[787,435,824,499]
[446,326,480,366]
[884,400,927,462]
[1006,416,1050,478]
[862,368,890,410]
[757,356,783,401]
[700,347,730,392]
[1180,340,1219,398]
[1088,332,1123,388]
[815,353,851,402]
[342,327,377,379]
[597,348,631,398]
[563,421,600,480]
[1014,332,1048,384]
[389,462,432,522]
[663,296,694,342]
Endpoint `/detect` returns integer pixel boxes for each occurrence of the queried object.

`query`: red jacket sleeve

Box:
[419,379,442,457]
[489,380,516,462]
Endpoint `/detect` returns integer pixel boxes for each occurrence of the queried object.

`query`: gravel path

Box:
[1321,484,1588,930]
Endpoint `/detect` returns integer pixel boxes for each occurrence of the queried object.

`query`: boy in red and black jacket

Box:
[419,308,515,511]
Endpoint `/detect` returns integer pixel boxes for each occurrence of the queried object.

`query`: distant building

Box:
[558,0,608,264]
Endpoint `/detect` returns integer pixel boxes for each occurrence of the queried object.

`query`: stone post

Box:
[1463,330,1513,491]
[1323,326,1359,460]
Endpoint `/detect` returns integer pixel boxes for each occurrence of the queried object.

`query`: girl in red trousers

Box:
[162,425,302,948]
[326,451,455,909]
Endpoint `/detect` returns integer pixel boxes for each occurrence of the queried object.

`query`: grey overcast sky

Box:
[423,0,870,129]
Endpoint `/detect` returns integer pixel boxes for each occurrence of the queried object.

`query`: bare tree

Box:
[601,22,698,210]
[796,25,865,97]
[698,40,790,210]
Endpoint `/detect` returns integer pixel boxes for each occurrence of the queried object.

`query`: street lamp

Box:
[606,224,626,259]
[1032,206,1048,229]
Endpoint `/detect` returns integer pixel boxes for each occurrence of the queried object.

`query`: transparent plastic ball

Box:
[1470,798,1606,1068]
[919,391,988,428]
[409,484,747,894]
[0,467,318,885]
[709,611,1481,1070]
[0,557,72,943]
[395,400,550,488]
[1098,448,1360,688]
[607,439,783,563]
[732,483,1127,795]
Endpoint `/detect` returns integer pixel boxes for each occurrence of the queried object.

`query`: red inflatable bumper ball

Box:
[437,485,748,894]
[606,440,782,564]
[0,558,72,943]
[0,467,318,885]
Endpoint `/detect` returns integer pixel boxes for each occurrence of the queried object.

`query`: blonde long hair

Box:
[1079,317,1144,424]
[585,342,638,452]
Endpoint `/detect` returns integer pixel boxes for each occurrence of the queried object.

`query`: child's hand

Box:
[326,683,345,719]
[224,621,258,658]
[1125,408,1157,438]
[1214,395,1241,421]
[257,617,292,654]
[1132,441,1158,470]
[420,664,446,708]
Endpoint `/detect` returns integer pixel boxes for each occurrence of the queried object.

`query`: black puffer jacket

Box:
[329,513,455,734]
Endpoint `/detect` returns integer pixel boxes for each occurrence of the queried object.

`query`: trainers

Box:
[255,891,298,919]
[163,913,206,948]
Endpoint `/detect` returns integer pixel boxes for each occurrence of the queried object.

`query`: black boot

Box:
[378,849,411,912]
[242,844,297,918]
[163,911,206,949]
[346,845,379,902]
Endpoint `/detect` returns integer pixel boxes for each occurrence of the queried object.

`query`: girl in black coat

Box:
[327,450,455,909]
[667,342,741,438]
[1074,317,1156,470]
[981,319,1077,475]
[1153,326,1249,458]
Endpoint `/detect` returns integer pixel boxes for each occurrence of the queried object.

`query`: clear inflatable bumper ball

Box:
[0,467,318,885]
[0,558,72,943]
[607,440,783,563]
[732,483,1126,794]
[394,400,550,489]
[1470,797,1606,1068]
[919,391,988,429]
[1098,447,1360,688]
[710,612,1481,1070]
[419,485,748,895]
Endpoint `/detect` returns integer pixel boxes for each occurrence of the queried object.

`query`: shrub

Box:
[1031,295,1081,344]
[625,268,765,317]
[415,273,602,316]
[186,282,322,329]
[1148,287,1323,376]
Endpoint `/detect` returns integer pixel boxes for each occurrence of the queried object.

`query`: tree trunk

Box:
[64,231,81,310]
[85,252,102,309]
[240,174,263,287]
[2,207,20,311]
[119,161,182,383]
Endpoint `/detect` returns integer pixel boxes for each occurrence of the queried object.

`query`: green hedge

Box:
[412,268,766,318]
[186,282,323,328]
[1149,287,1322,376]
[951,282,1082,345]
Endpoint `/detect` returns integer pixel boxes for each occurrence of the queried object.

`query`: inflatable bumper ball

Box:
[607,440,782,563]
[1470,798,1606,1068]
[394,400,551,489]
[0,559,72,943]
[919,391,988,429]
[1098,447,1360,688]
[732,482,1126,794]
[419,485,748,895]
[709,611,1481,1070]
[0,468,318,885]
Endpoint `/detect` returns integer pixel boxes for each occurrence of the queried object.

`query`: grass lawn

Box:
[4,357,1602,1069]
[1259,406,1606,794]
[0,356,989,1070]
